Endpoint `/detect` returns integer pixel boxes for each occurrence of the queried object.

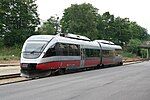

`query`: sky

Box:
[36,0,150,34]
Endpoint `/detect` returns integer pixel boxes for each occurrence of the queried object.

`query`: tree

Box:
[97,12,132,45]
[113,17,131,45]
[128,39,142,55]
[0,0,40,47]
[97,12,115,40]
[131,24,148,41]
[61,3,98,40]
[38,16,59,35]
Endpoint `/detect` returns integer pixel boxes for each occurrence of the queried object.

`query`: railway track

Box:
[0,73,20,80]
[0,73,29,85]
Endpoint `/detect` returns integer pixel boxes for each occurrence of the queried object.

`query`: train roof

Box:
[25,33,122,50]
[94,40,122,50]
[57,33,91,41]
[95,40,114,44]
[101,43,122,50]
[26,35,54,42]
[55,35,99,49]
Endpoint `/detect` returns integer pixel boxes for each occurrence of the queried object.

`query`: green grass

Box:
[121,51,137,58]
[0,46,21,61]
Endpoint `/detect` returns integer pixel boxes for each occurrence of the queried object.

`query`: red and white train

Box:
[20,33,123,78]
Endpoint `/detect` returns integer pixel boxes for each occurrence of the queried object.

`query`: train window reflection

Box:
[85,49,100,57]
[43,43,80,58]
[102,50,115,57]
[23,42,47,59]
[115,49,122,56]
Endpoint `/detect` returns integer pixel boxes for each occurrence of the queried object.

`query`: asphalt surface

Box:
[0,61,150,100]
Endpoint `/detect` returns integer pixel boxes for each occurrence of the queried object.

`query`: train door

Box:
[97,42,103,65]
[80,47,85,68]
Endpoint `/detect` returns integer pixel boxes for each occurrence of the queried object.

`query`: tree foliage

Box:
[97,13,149,45]
[128,39,142,55]
[0,0,40,47]
[61,3,98,40]
[59,3,149,44]
[38,16,59,35]
[1,1,149,48]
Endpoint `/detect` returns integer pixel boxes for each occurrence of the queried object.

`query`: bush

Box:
[121,51,136,58]
[0,45,21,61]
[127,39,142,55]
[0,38,4,48]
[141,49,147,58]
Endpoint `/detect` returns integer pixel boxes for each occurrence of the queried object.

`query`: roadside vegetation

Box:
[0,1,150,63]
[0,45,21,62]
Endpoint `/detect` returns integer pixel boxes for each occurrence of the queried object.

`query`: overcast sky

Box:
[36,0,150,34]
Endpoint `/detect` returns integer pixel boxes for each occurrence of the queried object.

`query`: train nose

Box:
[20,63,38,78]
[21,63,37,70]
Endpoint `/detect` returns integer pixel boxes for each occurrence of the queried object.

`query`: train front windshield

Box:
[23,41,48,59]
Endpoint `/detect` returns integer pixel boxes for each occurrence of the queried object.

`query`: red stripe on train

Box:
[102,58,113,65]
[36,59,113,70]
[36,60,80,70]
[85,59,100,67]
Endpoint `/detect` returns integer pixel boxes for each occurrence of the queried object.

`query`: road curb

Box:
[123,61,145,66]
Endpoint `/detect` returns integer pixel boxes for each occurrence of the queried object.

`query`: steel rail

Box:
[0,73,20,80]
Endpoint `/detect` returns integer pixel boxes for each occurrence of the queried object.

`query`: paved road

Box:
[0,61,150,100]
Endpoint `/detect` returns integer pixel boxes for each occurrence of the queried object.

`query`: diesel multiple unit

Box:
[20,33,123,78]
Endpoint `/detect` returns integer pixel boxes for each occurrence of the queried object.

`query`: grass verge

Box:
[0,46,21,63]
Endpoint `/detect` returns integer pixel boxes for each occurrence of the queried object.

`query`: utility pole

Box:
[147,49,150,59]
[55,16,59,34]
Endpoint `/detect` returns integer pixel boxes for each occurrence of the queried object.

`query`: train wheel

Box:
[58,68,65,75]
[100,64,104,69]
[95,64,103,69]
[119,62,123,66]
[94,65,99,69]
[47,70,52,76]
[98,64,102,69]
[38,70,52,78]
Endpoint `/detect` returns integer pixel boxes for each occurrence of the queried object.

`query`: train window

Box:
[68,44,80,56]
[97,49,101,57]
[92,49,97,57]
[102,50,109,57]
[43,47,56,58]
[102,50,115,57]
[43,43,60,58]
[68,44,74,56]
[93,49,100,57]
[59,43,65,49]
[63,44,69,56]
[115,49,122,56]
[90,49,94,57]
[43,43,80,57]
[85,49,100,57]
[55,43,64,56]
[90,49,93,57]
[54,43,67,56]
[85,49,90,57]
[109,50,115,57]
[56,43,68,56]
[23,42,48,59]
[74,45,80,56]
